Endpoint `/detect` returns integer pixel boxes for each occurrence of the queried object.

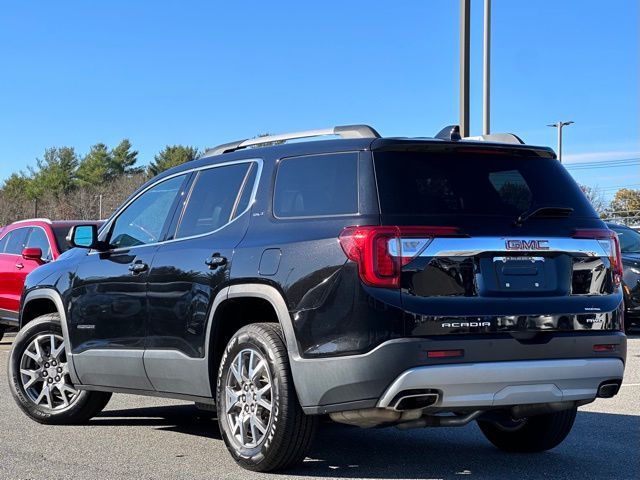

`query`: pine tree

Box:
[148,145,199,176]
[77,143,111,186]
[110,139,142,177]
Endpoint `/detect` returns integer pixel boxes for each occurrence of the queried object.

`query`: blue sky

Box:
[0,1,637,198]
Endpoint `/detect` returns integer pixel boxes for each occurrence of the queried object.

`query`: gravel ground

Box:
[1,331,638,480]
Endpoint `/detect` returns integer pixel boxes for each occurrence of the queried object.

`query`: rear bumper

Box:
[377,358,624,409]
[293,332,627,414]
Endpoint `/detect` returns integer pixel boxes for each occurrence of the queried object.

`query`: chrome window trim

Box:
[272,151,360,220]
[89,158,263,255]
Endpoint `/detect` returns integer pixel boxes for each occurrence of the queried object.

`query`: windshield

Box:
[373,151,597,218]
[610,225,640,253]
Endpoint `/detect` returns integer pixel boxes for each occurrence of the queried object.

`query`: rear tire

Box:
[8,314,112,425]
[0,325,5,342]
[478,407,577,452]
[216,323,317,472]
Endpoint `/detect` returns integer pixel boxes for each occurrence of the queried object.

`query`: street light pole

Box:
[482,0,491,135]
[547,121,574,162]
[460,0,471,137]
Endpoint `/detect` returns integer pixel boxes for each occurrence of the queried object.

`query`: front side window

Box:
[274,152,358,218]
[2,228,30,255]
[109,174,186,248]
[26,228,52,260]
[175,162,254,239]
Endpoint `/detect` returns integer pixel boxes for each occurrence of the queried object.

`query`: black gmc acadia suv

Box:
[8,125,626,472]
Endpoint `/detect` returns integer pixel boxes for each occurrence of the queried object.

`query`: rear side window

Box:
[373,151,596,218]
[274,153,358,218]
[175,162,254,239]
[2,227,30,254]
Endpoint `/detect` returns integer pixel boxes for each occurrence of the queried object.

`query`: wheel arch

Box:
[206,284,303,400]
[20,288,80,384]
[21,297,58,328]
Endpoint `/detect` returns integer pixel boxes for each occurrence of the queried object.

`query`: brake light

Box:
[573,228,623,286]
[339,226,464,288]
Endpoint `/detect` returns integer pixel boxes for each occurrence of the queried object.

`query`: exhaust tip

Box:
[597,380,621,398]
[390,389,440,411]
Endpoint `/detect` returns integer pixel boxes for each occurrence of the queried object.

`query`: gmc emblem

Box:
[505,239,550,250]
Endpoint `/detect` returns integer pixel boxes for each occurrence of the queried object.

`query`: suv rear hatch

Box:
[370,144,624,335]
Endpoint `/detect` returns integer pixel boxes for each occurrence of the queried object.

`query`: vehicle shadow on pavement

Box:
[91,405,639,479]
[284,411,639,479]
[92,404,220,439]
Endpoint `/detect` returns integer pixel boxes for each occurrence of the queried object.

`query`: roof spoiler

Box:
[435,125,524,145]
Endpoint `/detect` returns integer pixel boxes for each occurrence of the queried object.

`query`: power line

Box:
[564,157,640,167]
[564,158,640,170]
[566,162,640,171]
[597,183,640,192]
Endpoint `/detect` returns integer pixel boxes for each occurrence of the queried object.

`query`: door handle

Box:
[128,261,148,274]
[205,254,227,269]
[15,263,24,270]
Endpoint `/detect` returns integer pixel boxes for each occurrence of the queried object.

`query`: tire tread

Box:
[218,322,316,472]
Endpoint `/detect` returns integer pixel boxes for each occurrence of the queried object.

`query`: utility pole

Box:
[460,0,471,137]
[547,121,574,162]
[98,194,103,219]
[482,0,491,135]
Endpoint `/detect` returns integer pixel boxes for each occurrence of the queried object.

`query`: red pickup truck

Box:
[0,218,101,340]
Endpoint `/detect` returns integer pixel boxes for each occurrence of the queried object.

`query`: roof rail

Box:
[205,124,381,156]
[11,218,52,225]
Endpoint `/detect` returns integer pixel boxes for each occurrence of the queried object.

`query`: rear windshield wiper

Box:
[515,206,574,226]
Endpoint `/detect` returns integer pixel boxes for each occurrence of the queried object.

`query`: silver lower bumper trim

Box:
[377,358,624,409]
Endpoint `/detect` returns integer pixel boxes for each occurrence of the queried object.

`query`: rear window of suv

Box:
[274,152,358,218]
[373,150,596,218]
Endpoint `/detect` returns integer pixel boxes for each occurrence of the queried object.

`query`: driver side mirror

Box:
[22,247,44,263]
[67,224,99,249]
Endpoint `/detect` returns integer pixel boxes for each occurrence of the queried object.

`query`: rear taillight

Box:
[593,344,618,352]
[339,225,464,288]
[573,228,623,286]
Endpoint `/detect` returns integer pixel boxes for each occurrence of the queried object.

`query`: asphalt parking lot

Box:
[1,332,639,480]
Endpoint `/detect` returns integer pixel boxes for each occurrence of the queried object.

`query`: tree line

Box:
[580,185,640,224]
[1,141,639,226]
[0,140,200,225]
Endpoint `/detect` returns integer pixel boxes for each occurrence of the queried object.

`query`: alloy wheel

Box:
[224,348,274,448]
[19,333,79,410]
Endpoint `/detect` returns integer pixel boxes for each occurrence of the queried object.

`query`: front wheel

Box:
[7,314,112,425]
[216,323,317,472]
[477,407,577,453]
